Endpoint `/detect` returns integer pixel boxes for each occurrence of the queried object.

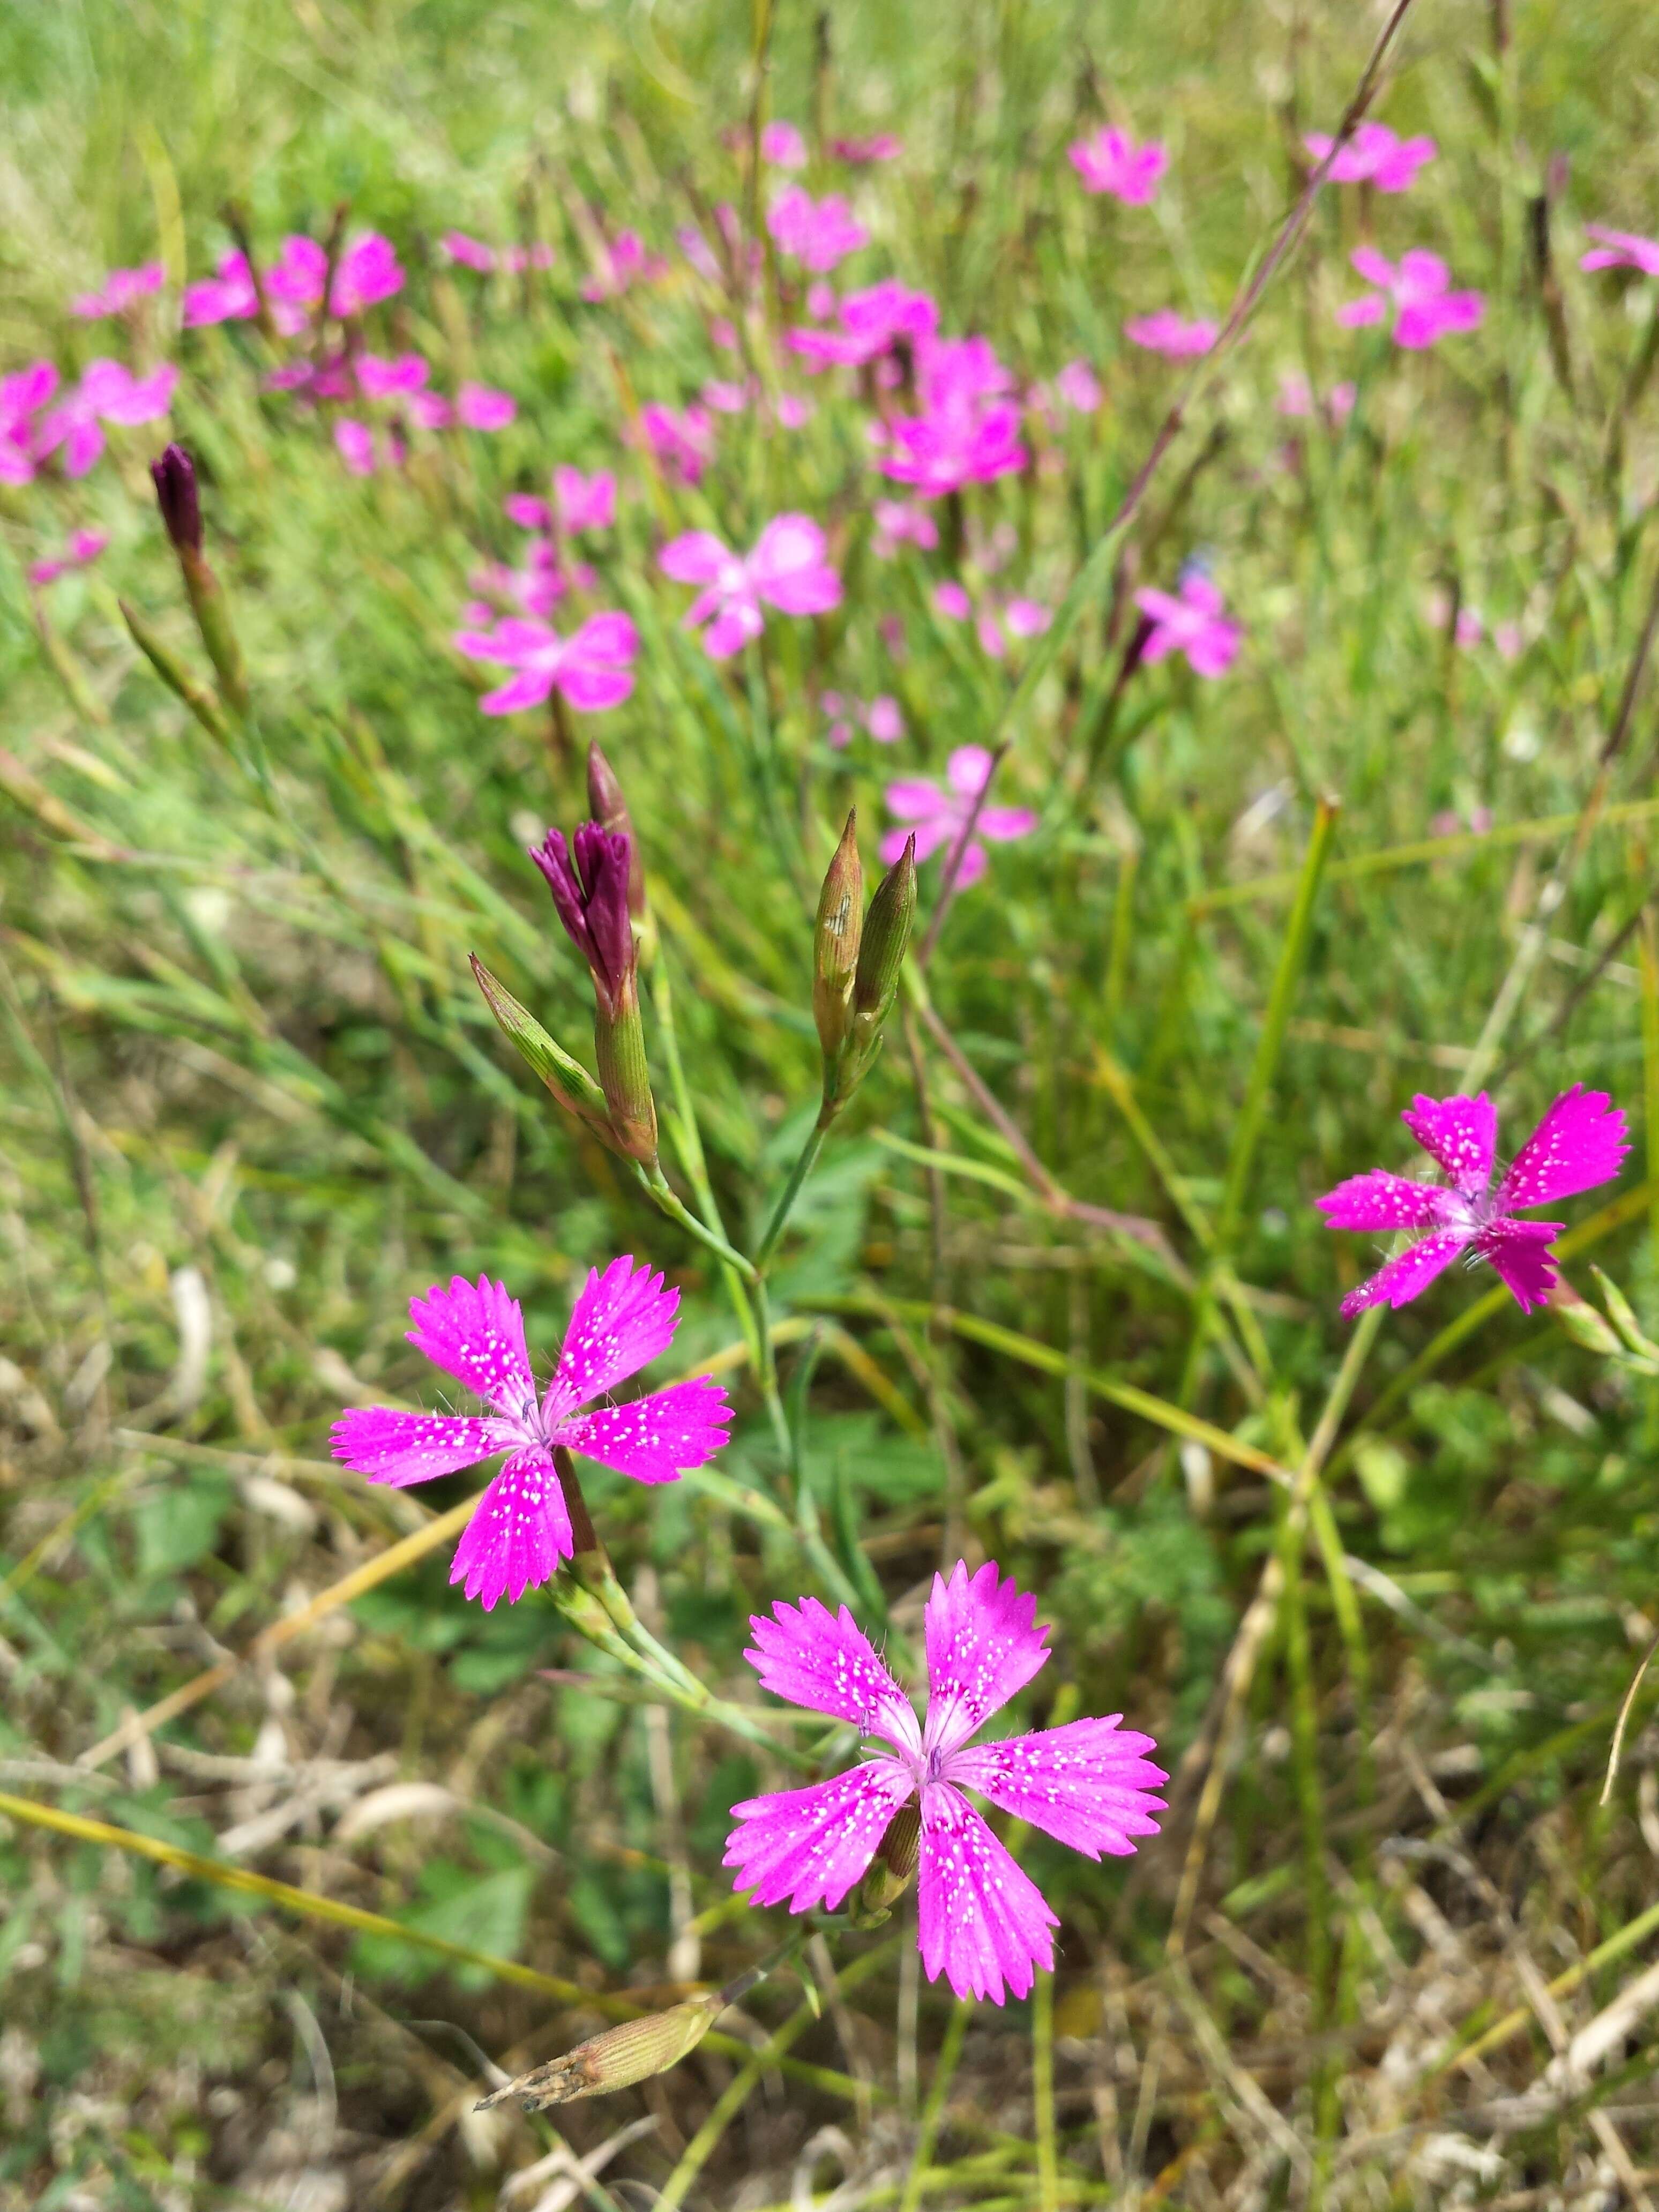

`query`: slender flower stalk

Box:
[150,443,250,716]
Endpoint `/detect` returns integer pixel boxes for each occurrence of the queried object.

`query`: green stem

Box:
[639,1163,758,1284]
[754,1111,830,1271]
[900,2000,972,2212]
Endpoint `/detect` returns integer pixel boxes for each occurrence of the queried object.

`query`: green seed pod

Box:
[812,811,864,1068]
[850,833,917,1050]
[477,1994,724,2111]
[469,954,627,1155]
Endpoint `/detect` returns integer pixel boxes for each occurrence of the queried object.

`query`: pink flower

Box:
[182,250,259,327]
[1454,607,1484,648]
[880,746,1036,888]
[332,1265,731,1610]
[555,465,617,534]
[28,528,109,586]
[790,279,939,369]
[976,596,1051,660]
[454,611,638,714]
[873,499,939,558]
[1135,573,1242,677]
[504,492,553,531]
[1053,358,1103,412]
[330,233,406,316]
[443,230,498,272]
[1276,373,1357,424]
[0,362,57,487]
[1068,126,1168,205]
[1319,1088,1628,1318]
[831,132,902,165]
[503,243,555,274]
[1125,309,1218,357]
[334,418,380,475]
[35,360,178,478]
[701,377,751,415]
[724,1563,1165,2002]
[581,229,668,302]
[1580,225,1659,280]
[1304,122,1437,192]
[934,580,973,621]
[1336,248,1484,349]
[637,401,716,485]
[354,352,430,400]
[660,515,842,659]
[761,120,808,169]
[768,186,868,273]
[71,261,165,319]
[880,338,1026,495]
[456,382,517,431]
[822,691,905,749]
[263,231,405,324]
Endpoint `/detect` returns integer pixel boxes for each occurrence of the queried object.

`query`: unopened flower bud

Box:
[150,443,202,556]
[529,824,657,1165]
[812,811,863,1067]
[587,743,647,918]
[849,834,916,1049]
[477,1994,723,2111]
[469,954,627,1155]
[850,1800,920,1925]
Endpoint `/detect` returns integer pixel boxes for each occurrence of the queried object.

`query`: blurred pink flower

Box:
[790,279,938,369]
[1276,373,1357,424]
[880,746,1036,887]
[182,251,260,327]
[1053,358,1103,412]
[660,515,842,659]
[977,596,1052,660]
[334,417,403,475]
[71,261,165,319]
[768,186,868,273]
[1135,573,1242,677]
[701,377,751,414]
[1336,248,1484,349]
[1068,126,1168,205]
[638,401,716,485]
[264,231,405,322]
[1493,621,1524,662]
[582,229,668,302]
[0,362,58,486]
[36,360,177,477]
[503,243,555,274]
[457,382,517,431]
[822,691,905,749]
[355,352,431,400]
[1580,225,1659,279]
[934,580,972,621]
[1125,309,1217,357]
[454,611,638,714]
[443,231,497,272]
[1454,608,1484,648]
[555,465,617,534]
[1304,122,1437,192]
[881,335,1026,495]
[831,132,902,164]
[28,528,109,585]
[873,499,939,557]
[761,121,808,169]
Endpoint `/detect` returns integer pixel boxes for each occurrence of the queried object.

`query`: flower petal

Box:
[406,1275,537,1421]
[659,530,731,585]
[1475,1219,1565,1313]
[1495,1086,1629,1210]
[744,1594,921,1752]
[447,1447,573,1610]
[946,1716,1167,1858]
[557,1375,731,1484]
[543,1254,680,1421]
[724,1761,915,1911]
[917,1780,1058,2003]
[923,1559,1051,1762]
[1338,1228,1473,1319]
[1317,1170,1460,1235]
[1400,1093,1498,1194]
[331,1408,512,1486]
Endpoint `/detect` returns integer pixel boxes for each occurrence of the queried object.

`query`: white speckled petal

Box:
[447,1447,573,1610]
[917,1780,1057,2004]
[945,1717,1167,1858]
[1399,1093,1497,1195]
[922,1560,1050,1763]
[744,1595,922,1755]
[1496,1087,1629,1210]
[543,1256,679,1423]
[331,1408,513,1488]
[1317,1170,1458,1235]
[406,1275,537,1422]
[556,1376,731,1484]
[723,1760,915,1912]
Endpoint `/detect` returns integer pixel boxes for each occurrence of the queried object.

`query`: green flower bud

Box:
[469,954,627,1156]
[850,1800,921,1926]
[851,833,917,1047]
[812,811,864,1068]
[477,1994,724,2111]
[593,969,659,1167]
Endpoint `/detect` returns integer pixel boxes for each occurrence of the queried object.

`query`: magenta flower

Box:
[1304,122,1437,192]
[659,515,841,659]
[354,351,430,401]
[1053,358,1103,413]
[71,261,165,319]
[263,231,404,325]
[555,465,617,534]
[832,132,902,165]
[821,691,904,749]
[1135,573,1242,678]
[1336,249,1484,349]
[182,251,260,327]
[1125,309,1217,358]
[443,231,498,272]
[334,417,401,476]
[1319,1088,1628,1319]
[880,746,1036,888]
[582,229,668,302]
[789,280,938,370]
[1580,225,1659,280]
[456,382,517,431]
[332,1264,731,1610]
[0,362,57,487]
[1276,373,1356,424]
[454,611,638,714]
[724,1563,1166,2002]
[872,499,939,558]
[1068,126,1168,205]
[36,360,178,478]
[768,186,868,273]
[761,120,808,169]
[28,528,109,586]
[637,401,716,485]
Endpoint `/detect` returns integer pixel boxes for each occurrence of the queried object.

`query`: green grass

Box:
[5,0,1659,2203]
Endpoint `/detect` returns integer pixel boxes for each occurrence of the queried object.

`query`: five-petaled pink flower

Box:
[1135,573,1242,676]
[659,515,842,659]
[1318,1088,1627,1319]
[1068,126,1168,205]
[768,186,868,273]
[1336,248,1484,349]
[1580,225,1659,280]
[1125,309,1217,358]
[1304,122,1437,192]
[332,1265,732,1610]
[454,611,638,715]
[880,746,1036,888]
[72,261,165,319]
[724,1562,1166,2003]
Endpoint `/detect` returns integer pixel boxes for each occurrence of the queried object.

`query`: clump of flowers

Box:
[1319,1088,1628,1317]
[881,746,1036,887]
[1336,249,1483,349]
[332,1267,731,1609]
[724,1563,1166,2002]
[659,515,842,658]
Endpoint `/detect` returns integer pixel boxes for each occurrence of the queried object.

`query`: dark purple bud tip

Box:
[530,821,636,1010]
[151,443,202,556]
